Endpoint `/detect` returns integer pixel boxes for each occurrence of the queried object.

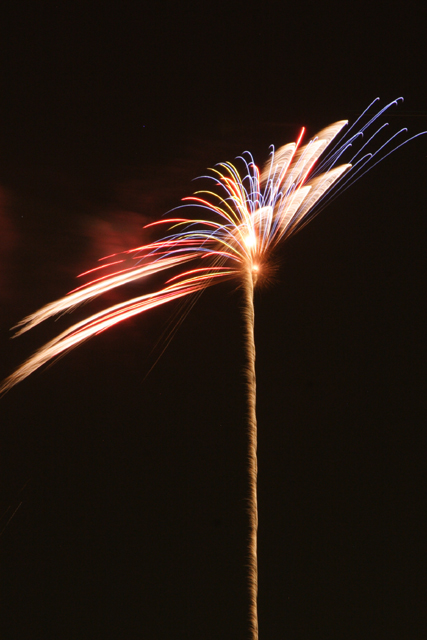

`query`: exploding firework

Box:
[1,98,425,639]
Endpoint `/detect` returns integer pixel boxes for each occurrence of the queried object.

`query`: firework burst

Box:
[2,98,425,639]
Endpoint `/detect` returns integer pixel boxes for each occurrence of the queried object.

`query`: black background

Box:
[1,3,426,639]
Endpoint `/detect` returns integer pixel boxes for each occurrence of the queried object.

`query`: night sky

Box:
[1,3,426,639]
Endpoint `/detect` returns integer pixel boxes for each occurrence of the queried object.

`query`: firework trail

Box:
[243,266,258,637]
[2,98,425,639]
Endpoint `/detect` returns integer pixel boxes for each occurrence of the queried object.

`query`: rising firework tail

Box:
[2,98,425,640]
[242,268,258,637]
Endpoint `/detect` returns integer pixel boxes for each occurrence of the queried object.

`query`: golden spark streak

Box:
[243,267,258,640]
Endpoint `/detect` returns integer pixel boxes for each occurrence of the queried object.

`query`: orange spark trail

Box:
[243,267,258,640]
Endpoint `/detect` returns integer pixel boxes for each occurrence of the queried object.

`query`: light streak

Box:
[243,267,258,639]
[2,98,425,640]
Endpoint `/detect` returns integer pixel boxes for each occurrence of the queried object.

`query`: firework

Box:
[2,98,425,639]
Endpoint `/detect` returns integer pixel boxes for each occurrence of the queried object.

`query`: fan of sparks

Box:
[1,98,423,393]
